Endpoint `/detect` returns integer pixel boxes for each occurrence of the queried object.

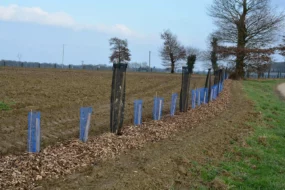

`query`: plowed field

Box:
[0,67,206,155]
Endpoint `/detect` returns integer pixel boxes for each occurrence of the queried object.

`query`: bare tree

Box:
[186,47,200,58]
[109,37,131,64]
[160,30,186,73]
[208,0,284,79]
[247,54,271,78]
[201,35,221,70]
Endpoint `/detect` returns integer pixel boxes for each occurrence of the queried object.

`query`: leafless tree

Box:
[186,46,200,58]
[201,34,222,70]
[109,37,131,64]
[208,0,284,79]
[160,30,186,73]
[247,53,272,78]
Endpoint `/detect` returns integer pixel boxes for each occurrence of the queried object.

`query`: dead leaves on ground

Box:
[0,81,232,190]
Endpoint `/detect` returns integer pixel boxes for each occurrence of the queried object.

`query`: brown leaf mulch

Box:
[0,80,231,190]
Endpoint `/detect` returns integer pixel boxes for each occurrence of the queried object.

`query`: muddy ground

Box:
[36,81,254,189]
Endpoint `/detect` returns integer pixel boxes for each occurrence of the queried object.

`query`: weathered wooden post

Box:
[179,66,191,112]
[110,63,127,135]
[217,69,223,94]
[214,69,219,84]
[205,68,212,103]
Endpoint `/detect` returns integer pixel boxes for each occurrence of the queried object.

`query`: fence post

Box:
[134,100,143,125]
[79,107,93,142]
[27,111,41,153]
[170,93,178,116]
[110,63,127,135]
[214,70,219,85]
[179,66,191,112]
[205,68,212,103]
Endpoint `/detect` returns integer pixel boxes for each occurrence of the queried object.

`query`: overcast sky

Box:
[0,0,285,70]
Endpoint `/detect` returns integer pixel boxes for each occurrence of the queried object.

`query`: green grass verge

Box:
[205,80,285,189]
[228,80,285,189]
[0,101,11,111]
[183,80,285,189]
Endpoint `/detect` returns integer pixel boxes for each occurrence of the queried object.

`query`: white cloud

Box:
[0,4,141,38]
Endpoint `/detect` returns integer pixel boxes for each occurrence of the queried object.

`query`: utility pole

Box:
[149,51,151,70]
[62,44,65,67]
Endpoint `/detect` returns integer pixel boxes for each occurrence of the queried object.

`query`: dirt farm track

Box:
[0,67,206,155]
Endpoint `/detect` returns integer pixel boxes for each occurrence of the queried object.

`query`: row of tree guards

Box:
[27,64,228,153]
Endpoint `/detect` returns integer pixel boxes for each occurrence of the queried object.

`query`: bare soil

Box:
[0,67,206,155]
[37,81,254,190]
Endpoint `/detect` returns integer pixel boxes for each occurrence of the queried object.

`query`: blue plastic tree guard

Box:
[199,88,204,104]
[203,88,208,104]
[134,100,143,125]
[27,111,41,153]
[218,82,221,94]
[80,107,93,143]
[153,97,164,120]
[196,89,200,106]
[211,86,215,100]
[214,85,219,100]
[191,89,196,109]
[170,93,178,116]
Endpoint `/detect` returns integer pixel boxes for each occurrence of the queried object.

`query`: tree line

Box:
[109,0,285,79]
[2,0,284,79]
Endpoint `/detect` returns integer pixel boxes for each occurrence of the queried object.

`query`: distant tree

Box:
[201,34,221,70]
[208,0,285,79]
[186,47,200,58]
[247,54,271,78]
[187,55,196,74]
[186,46,200,73]
[160,30,186,73]
[109,37,131,64]
[210,37,219,71]
[129,62,140,70]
